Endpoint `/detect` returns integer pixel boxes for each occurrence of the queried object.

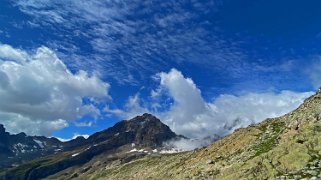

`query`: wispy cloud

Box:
[14,0,247,84]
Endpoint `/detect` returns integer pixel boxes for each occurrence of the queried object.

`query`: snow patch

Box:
[152,149,158,153]
[138,149,144,153]
[129,148,137,152]
[13,143,28,153]
[129,148,148,153]
[72,153,80,157]
[33,139,44,148]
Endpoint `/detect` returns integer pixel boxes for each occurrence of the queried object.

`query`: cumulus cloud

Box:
[0,113,68,136]
[163,135,220,151]
[0,43,109,136]
[0,44,29,62]
[107,68,314,138]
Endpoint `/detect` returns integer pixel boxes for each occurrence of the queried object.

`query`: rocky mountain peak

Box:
[0,124,9,144]
[126,113,161,123]
[0,124,9,146]
[123,113,166,130]
[0,124,6,135]
[88,113,179,147]
[16,132,27,137]
[124,113,178,147]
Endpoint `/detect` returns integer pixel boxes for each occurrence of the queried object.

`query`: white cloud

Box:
[73,121,93,127]
[0,44,110,136]
[163,135,220,151]
[0,44,29,62]
[104,94,148,120]
[0,112,68,136]
[107,68,314,138]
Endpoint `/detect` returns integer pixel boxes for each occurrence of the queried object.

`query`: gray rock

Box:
[307,170,318,176]
[206,160,214,164]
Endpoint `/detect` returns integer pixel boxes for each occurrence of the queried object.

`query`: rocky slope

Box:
[43,89,321,180]
[0,113,182,180]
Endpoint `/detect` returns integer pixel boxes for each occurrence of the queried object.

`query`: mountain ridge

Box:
[0,124,66,169]
[0,113,185,179]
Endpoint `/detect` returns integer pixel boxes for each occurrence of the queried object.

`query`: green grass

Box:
[253,121,285,157]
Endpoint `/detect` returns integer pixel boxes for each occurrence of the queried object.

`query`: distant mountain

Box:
[0,124,62,168]
[0,113,184,179]
[0,123,94,169]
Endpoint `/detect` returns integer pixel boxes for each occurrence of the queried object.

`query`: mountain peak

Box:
[0,124,9,138]
[89,113,178,147]
[127,113,160,122]
[142,112,153,117]
[0,124,6,135]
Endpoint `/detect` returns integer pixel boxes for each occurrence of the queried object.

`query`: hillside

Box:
[45,89,321,180]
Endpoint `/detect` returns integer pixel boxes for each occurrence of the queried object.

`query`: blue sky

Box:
[0,0,320,139]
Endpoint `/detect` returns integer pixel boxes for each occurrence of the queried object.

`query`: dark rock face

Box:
[0,125,12,159]
[88,113,178,147]
[0,124,6,135]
